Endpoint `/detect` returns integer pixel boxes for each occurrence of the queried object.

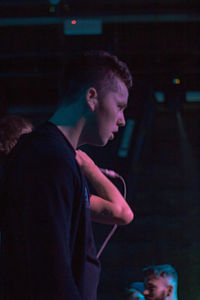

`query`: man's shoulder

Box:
[13,122,78,176]
[31,122,66,145]
[27,122,75,157]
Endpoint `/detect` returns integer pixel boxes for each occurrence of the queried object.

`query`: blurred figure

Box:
[0,114,33,156]
[125,281,145,300]
[0,114,33,287]
[125,289,145,300]
[0,114,33,175]
[143,264,178,300]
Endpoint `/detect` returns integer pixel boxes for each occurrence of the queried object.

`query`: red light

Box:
[71,20,77,25]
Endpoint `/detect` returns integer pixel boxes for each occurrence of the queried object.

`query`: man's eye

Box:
[118,105,124,110]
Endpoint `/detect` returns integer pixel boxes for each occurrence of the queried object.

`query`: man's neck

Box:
[49,101,87,149]
[56,125,82,150]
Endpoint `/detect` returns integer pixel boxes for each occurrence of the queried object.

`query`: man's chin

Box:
[88,139,108,147]
[94,136,109,147]
[97,141,108,147]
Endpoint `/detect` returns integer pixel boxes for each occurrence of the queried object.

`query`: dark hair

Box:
[124,289,145,300]
[143,264,178,282]
[0,115,33,155]
[125,281,145,300]
[59,50,132,104]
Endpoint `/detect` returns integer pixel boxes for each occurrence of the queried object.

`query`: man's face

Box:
[143,277,169,300]
[90,78,129,146]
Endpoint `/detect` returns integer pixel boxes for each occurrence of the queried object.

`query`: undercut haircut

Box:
[59,50,132,104]
[143,264,178,283]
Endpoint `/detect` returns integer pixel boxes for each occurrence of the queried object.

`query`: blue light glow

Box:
[186,91,200,102]
[49,0,60,5]
[155,91,165,103]
[64,18,102,35]
[118,119,135,158]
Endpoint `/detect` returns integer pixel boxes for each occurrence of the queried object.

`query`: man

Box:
[143,264,178,300]
[125,288,145,300]
[0,51,133,300]
[125,281,145,300]
[0,114,33,156]
[128,290,145,300]
[0,114,33,182]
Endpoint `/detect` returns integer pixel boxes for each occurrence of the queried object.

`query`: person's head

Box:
[125,282,145,300]
[0,114,33,155]
[59,50,133,146]
[143,264,178,300]
[125,289,145,300]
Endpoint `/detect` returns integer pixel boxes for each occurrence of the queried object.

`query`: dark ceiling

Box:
[0,0,200,115]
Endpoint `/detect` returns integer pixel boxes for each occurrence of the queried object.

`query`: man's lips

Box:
[109,130,118,140]
[109,133,114,140]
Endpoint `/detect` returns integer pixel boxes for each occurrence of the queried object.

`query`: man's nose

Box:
[118,112,126,127]
[143,289,150,295]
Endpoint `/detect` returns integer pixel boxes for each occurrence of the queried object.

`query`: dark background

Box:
[0,1,200,299]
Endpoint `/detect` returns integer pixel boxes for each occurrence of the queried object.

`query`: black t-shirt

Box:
[0,122,100,300]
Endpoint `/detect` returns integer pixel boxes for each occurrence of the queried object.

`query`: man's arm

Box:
[76,150,134,225]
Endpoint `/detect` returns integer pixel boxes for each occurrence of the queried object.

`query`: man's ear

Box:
[167,285,173,296]
[86,87,98,112]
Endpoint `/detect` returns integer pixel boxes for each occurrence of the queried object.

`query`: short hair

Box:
[143,264,178,283]
[59,50,132,104]
[125,289,145,300]
[125,282,145,300]
[0,114,33,155]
